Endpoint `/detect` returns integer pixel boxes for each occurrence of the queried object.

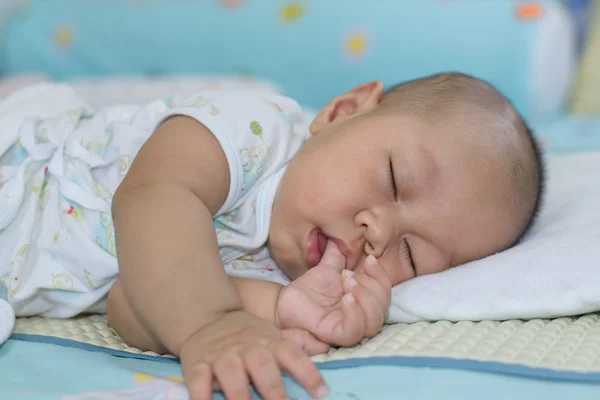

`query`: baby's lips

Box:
[317,232,329,255]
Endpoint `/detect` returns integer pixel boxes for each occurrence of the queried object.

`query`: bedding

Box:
[67,75,282,108]
[5,313,600,399]
[11,313,600,372]
[0,73,50,99]
[0,297,12,344]
[0,0,576,119]
[570,0,600,113]
[0,74,281,104]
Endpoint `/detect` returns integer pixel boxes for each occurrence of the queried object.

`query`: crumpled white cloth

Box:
[0,84,112,236]
[0,84,98,345]
[389,151,600,323]
[0,82,92,158]
[0,298,14,345]
[1,112,115,233]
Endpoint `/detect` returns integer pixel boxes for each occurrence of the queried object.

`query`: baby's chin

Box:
[266,238,304,281]
[276,257,307,281]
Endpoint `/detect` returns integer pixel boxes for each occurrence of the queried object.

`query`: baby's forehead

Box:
[364,106,520,162]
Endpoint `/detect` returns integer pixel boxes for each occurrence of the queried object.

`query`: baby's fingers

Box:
[213,353,252,400]
[275,341,329,399]
[281,328,330,356]
[349,256,391,312]
[363,255,392,295]
[245,347,288,400]
[333,292,365,346]
[185,363,214,400]
[343,271,386,337]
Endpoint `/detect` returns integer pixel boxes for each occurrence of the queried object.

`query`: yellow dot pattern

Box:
[345,31,369,58]
[133,372,184,384]
[133,373,156,384]
[46,2,547,68]
[280,2,305,24]
[54,24,74,50]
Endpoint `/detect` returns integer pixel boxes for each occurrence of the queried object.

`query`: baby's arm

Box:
[109,115,239,354]
[108,116,326,399]
[107,276,283,353]
[229,277,283,324]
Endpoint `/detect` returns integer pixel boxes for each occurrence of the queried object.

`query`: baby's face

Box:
[268,110,520,285]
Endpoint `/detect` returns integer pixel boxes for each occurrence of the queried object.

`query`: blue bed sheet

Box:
[2,336,600,400]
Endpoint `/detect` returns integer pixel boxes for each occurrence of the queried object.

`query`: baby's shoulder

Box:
[158,90,310,214]
[168,90,303,129]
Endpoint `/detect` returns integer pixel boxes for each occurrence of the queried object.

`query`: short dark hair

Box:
[381,72,546,247]
[516,121,545,244]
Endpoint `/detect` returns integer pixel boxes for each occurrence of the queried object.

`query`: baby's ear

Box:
[310,81,384,135]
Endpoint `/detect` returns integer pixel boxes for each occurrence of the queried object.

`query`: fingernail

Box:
[342,270,354,280]
[315,384,329,398]
[345,293,355,304]
[348,278,358,287]
[366,255,377,265]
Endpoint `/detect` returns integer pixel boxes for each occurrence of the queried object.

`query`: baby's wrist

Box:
[273,285,286,330]
[229,277,284,328]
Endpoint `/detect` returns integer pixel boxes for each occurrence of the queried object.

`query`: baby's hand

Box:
[276,241,392,346]
[342,255,392,338]
[179,310,329,400]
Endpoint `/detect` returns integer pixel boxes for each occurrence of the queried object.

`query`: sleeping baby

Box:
[0,72,544,400]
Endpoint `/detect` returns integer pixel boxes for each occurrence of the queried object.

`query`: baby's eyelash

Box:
[388,159,397,198]
[403,239,416,273]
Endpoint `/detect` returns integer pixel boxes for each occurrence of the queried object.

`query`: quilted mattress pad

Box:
[12,313,600,373]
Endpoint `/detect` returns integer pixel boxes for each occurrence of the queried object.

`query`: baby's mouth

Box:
[306,228,329,267]
[318,231,328,256]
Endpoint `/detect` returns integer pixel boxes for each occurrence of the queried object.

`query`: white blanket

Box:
[0,85,97,343]
[389,151,600,322]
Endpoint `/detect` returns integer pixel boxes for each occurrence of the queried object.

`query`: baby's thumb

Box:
[319,240,346,272]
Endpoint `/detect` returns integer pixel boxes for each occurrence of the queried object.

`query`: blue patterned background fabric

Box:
[1,0,562,118]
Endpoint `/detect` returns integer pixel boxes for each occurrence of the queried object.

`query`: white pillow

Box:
[388,151,600,323]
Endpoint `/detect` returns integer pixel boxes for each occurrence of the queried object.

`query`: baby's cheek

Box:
[383,263,410,287]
